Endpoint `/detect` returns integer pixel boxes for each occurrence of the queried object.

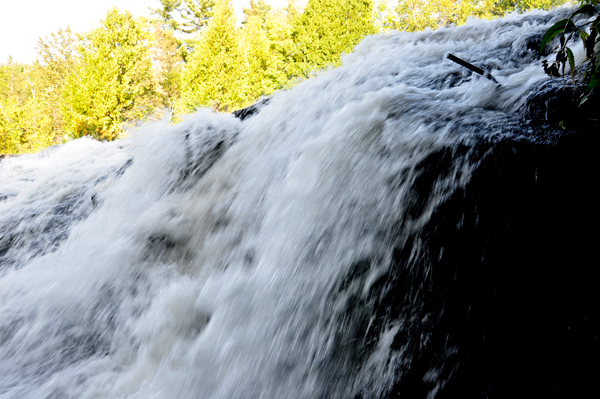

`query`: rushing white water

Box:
[0,9,569,399]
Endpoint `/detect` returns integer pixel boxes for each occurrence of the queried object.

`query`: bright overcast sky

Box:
[0,0,296,63]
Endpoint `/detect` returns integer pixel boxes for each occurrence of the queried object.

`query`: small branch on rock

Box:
[447,53,500,85]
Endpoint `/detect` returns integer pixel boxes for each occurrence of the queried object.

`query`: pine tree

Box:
[149,0,183,31]
[291,0,377,78]
[61,8,156,140]
[150,23,184,118]
[242,15,287,101]
[264,10,297,87]
[181,0,247,112]
[179,0,215,33]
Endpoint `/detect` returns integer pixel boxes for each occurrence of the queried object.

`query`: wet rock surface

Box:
[377,131,600,399]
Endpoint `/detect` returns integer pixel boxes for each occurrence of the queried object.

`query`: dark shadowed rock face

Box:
[233,97,270,121]
[371,131,600,399]
[522,78,600,132]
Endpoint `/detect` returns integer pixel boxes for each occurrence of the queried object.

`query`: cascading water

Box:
[1,8,598,399]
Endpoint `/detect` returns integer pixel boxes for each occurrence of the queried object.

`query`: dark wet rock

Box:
[521,73,600,132]
[233,97,271,121]
[352,131,600,399]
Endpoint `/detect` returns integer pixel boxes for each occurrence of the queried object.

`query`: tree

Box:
[61,8,157,140]
[291,0,377,77]
[243,0,272,25]
[0,59,59,153]
[179,0,215,32]
[394,0,492,31]
[149,22,184,119]
[149,0,183,31]
[181,0,248,111]
[241,15,287,100]
[393,0,568,32]
[34,27,79,139]
[285,0,303,19]
[150,0,215,33]
[1,60,29,153]
[374,0,401,33]
[493,0,567,15]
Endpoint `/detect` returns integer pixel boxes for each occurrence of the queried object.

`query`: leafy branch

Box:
[541,1,600,105]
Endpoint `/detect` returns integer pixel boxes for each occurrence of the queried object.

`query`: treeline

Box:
[1,0,565,154]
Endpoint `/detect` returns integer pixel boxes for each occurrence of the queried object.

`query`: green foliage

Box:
[242,15,288,100]
[181,0,248,111]
[392,0,567,32]
[243,0,272,25]
[149,0,183,30]
[61,8,157,140]
[151,0,215,33]
[541,18,577,53]
[494,0,567,14]
[2,0,578,155]
[0,60,60,154]
[395,0,455,31]
[179,0,216,33]
[285,0,302,19]
[374,0,400,32]
[34,28,79,137]
[541,1,600,105]
[291,0,377,77]
[150,23,184,117]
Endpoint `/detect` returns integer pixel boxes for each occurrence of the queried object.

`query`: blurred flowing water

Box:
[1,8,598,399]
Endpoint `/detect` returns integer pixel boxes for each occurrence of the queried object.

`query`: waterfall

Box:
[1,8,598,399]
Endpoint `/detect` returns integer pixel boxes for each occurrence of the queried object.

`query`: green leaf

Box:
[588,63,600,88]
[572,4,599,18]
[540,19,575,52]
[580,30,590,41]
[592,16,600,31]
[558,120,566,130]
[566,47,576,73]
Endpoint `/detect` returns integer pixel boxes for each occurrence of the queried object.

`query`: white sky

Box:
[0,0,295,63]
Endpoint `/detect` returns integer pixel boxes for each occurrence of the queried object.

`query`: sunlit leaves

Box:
[291,0,376,77]
[393,0,568,33]
[61,8,156,140]
[0,61,61,154]
[181,0,248,112]
[150,0,215,33]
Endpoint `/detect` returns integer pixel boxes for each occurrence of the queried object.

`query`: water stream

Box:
[1,8,592,399]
